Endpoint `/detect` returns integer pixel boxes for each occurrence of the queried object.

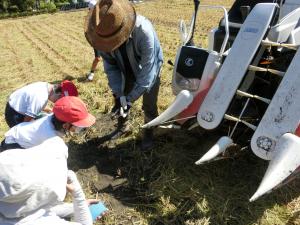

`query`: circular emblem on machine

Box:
[256,136,275,152]
[201,111,214,122]
[185,57,194,67]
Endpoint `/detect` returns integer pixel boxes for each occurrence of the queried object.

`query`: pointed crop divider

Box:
[250,133,300,202]
[142,90,194,129]
[195,98,250,165]
[195,136,233,165]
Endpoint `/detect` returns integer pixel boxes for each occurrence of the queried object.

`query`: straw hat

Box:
[84,0,136,52]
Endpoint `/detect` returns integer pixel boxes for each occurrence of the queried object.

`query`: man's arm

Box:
[127,21,161,103]
[101,52,124,98]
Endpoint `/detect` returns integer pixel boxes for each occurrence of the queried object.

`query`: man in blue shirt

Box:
[85,0,163,150]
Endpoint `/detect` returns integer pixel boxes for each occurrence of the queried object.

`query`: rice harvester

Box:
[143,0,300,201]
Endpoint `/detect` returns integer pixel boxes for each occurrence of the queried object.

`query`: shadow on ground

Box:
[67,115,300,225]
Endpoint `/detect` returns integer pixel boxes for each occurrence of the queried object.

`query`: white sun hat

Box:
[0,137,68,218]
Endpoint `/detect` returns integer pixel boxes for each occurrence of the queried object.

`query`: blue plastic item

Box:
[89,202,108,221]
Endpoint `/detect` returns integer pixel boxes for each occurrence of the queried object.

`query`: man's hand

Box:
[119,96,131,118]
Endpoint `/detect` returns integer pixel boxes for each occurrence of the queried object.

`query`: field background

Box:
[1,0,300,224]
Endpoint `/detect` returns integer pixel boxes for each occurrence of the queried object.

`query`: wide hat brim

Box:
[84,0,136,52]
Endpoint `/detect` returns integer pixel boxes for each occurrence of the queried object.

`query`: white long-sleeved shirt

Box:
[0,139,92,225]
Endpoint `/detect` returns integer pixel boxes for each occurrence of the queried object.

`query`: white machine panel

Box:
[197,3,277,130]
[251,48,300,160]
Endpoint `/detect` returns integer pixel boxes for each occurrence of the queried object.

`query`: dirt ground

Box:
[1,0,300,223]
[67,113,218,224]
[66,111,300,225]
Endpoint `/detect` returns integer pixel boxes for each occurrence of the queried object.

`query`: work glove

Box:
[119,96,132,118]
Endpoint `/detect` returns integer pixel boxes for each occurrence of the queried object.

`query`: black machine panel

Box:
[214,0,279,52]
[176,46,209,79]
[227,0,278,24]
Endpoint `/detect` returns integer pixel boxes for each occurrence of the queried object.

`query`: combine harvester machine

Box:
[143,0,300,201]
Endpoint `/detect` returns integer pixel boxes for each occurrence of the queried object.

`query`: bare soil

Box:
[67,113,218,223]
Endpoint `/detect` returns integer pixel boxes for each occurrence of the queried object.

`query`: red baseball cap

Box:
[53,96,95,127]
[60,80,78,97]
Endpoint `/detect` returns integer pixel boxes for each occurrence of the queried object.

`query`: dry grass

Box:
[1,0,300,224]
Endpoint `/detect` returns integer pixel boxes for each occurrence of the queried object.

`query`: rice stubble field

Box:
[0,0,300,224]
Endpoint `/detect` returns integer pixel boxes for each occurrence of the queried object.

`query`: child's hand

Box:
[43,107,53,113]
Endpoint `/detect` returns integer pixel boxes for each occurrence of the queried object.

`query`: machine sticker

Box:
[185,57,194,67]
[241,21,262,40]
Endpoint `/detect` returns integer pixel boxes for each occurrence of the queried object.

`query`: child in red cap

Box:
[4,80,78,128]
[1,96,95,151]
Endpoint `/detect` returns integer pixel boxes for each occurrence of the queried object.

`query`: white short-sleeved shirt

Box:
[4,114,63,149]
[9,82,49,118]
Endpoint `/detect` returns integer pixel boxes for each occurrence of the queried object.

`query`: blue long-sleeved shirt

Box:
[99,15,163,102]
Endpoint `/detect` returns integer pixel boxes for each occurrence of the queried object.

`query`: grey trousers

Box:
[142,76,160,123]
[124,73,160,123]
